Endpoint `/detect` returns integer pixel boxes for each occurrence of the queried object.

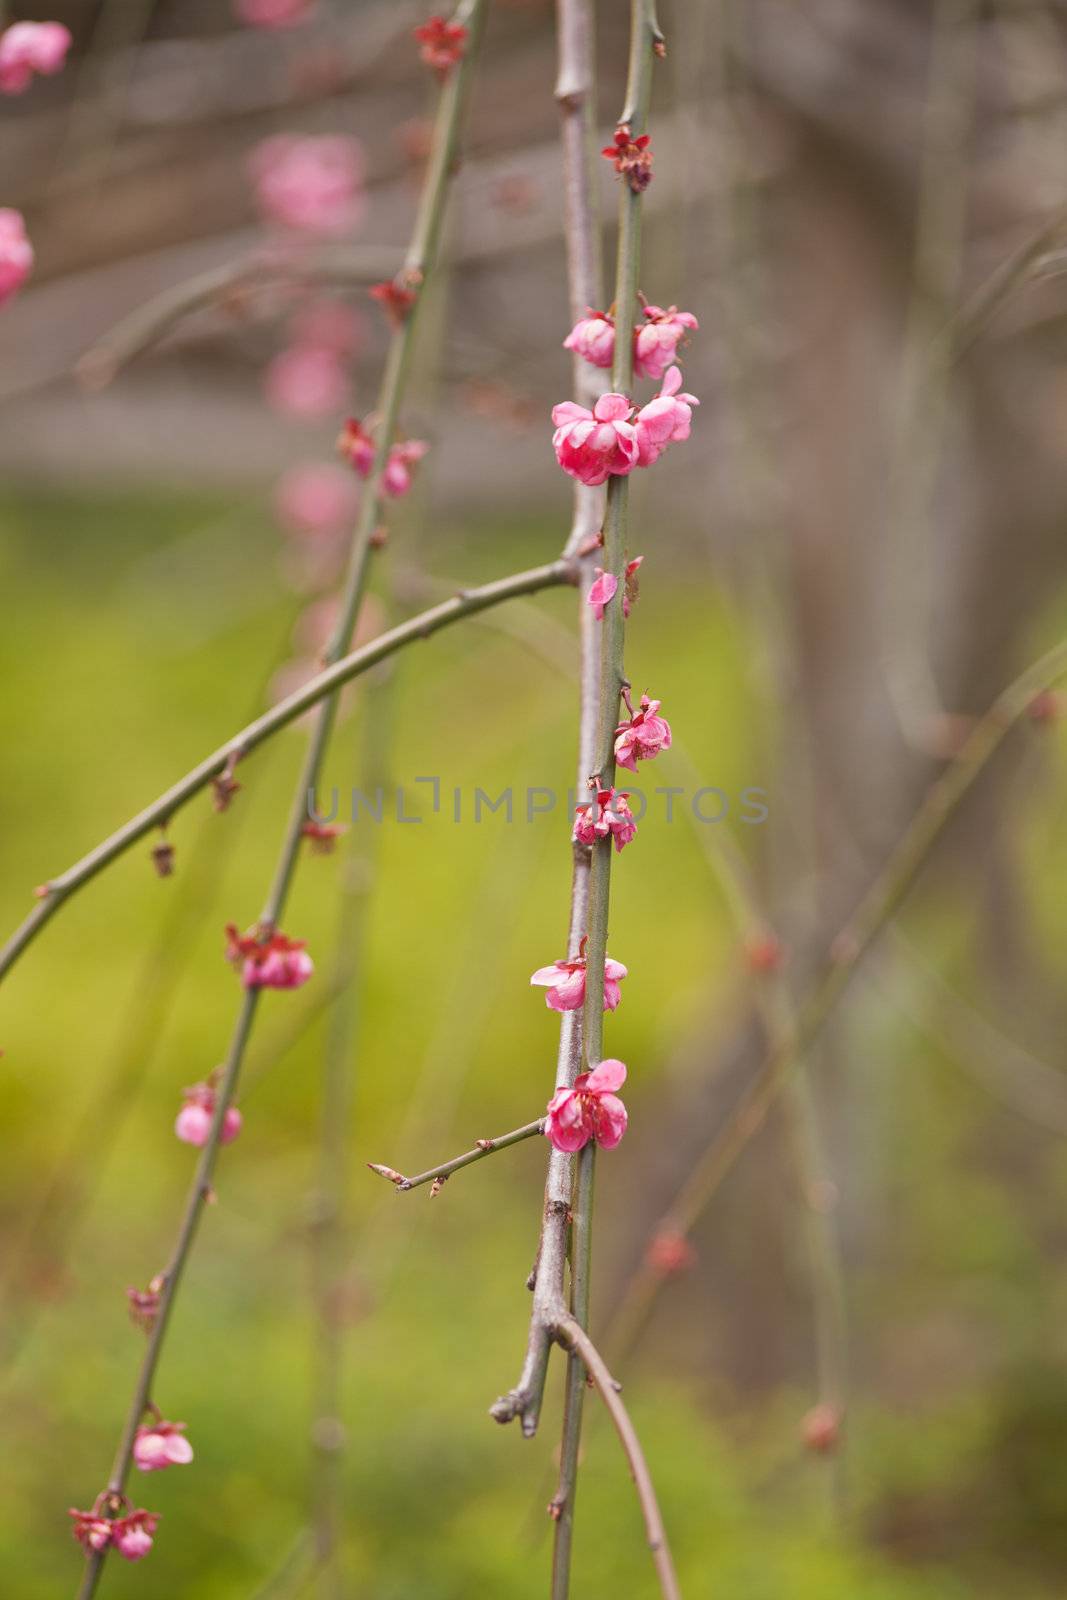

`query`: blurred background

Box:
[4,0,1067,1594]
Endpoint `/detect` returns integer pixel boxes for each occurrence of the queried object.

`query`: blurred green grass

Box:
[1,486,1065,1597]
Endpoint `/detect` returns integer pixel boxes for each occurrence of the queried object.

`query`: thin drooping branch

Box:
[0,555,572,989]
[73,10,488,1593]
[556,1318,682,1600]
[369,1119,547,1193]
[551,7,656,1595]
[77,246,402,389]
[488,0,604,1444]
[606,635,1067,1363]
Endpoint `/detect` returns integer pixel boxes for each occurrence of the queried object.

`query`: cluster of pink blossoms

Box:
[338,416,429,499]
[70,1504,158,1563]
[572,787,637,853]
[564,302,698,382]
[552,365,697,487]
[0,19,71,93]
[226,924,314,989]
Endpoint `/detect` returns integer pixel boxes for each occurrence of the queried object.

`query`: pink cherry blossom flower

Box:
[0,209,33,307]
[133,1421,194,1473]
[572,787,637,853]
[602,124,653,192]
[250,135,365,236]
[112,1509,159,1562]
[614,691,672,772]
[175,1084,243,1148]
[633,304,698,380]
[265,344,348,419]
[634,365,699,467]
[226,924,314,989]
[382,438,429,498]
[413,15,468,77]
[530,938,627,1012]
[562,309,615,369]
[69,1510,114,1553]
[0,21,72,94]
[587,555,643,619]
[235,0,316,28]
[545,1058,629,1153]
[275,463,358,543]
[552,393,638,487]
[337,416,376,476]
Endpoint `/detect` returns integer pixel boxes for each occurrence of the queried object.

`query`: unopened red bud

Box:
[801,1402,842,1454]
[151,841,175,878]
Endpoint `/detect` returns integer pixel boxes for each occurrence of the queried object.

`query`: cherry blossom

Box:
[133,1421,194,1473]
[0,22,71,94]
[633,304,698,380]
[552,393,638,486]
[369,277,418,327]
[601,124,653,192]
[0,209,33,307]
[614,691,672,772]
[572,787,637,853]
[530,939,627,1012]
[112,1510,159,1561]
[545,1059,629,1153]
[338,418,429,497]
[250,135,365,236]
[587,555,642,619]
[634,365,699,466]
[301,820,347,853]
[226,924,314,989]
[562,310,615,369]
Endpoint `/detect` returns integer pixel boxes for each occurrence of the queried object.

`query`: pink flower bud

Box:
[646,1231,697,1275]
[545,1059,629,1153]
[530,938,628,1012]
[0,22,72,94]
[552,393,639,486]
[633,304,698,380]
[614,691,672,772]
[235,0,317,27]
[381,438,429,498]
[175,1086,243,1148]
[133,1421,194,1472]
[69,1510,114,1553]
[250,135,365,236]
[563,310,616,369]
[801,1403,842,1454]
[0,209,33,307]
[634,365,699,467]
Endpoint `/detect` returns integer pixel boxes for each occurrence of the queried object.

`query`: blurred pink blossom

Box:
[0,209,33,306]
[226,925,313,989]
[265,344,348,420]
[0,22,71,94]
[175,1085,243,1148]
[250,135,365,236]
[235,0,316,27]
[111,1510,159,1562]
[133,1422,194,1473]
[275,463,359,542]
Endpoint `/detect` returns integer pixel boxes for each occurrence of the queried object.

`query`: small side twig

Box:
[555,1317,682,1600]
[369,1119,546,1193]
